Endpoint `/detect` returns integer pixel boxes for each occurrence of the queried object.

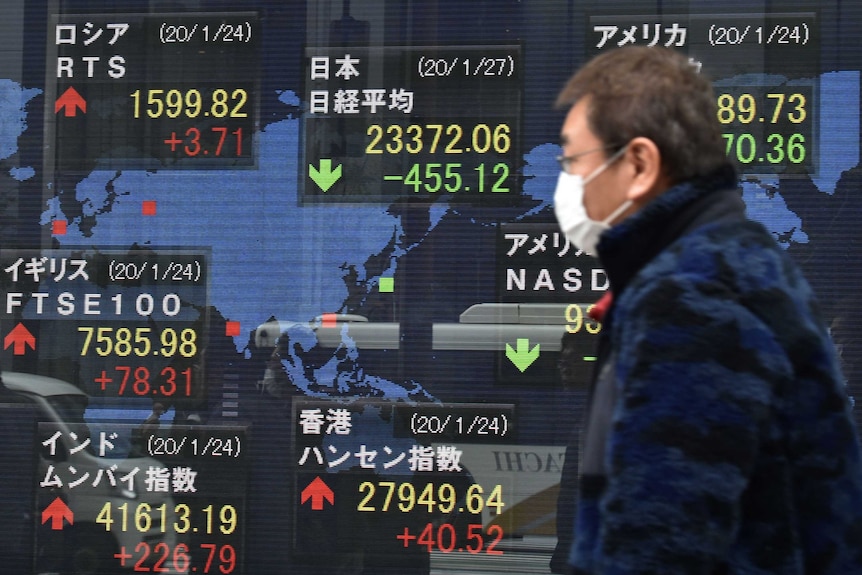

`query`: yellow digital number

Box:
[716,93,735,124]
[355,482,503,514]
[357,481,376,511]
[417,483,435,512]
[465,484,484,513]
[134,327,152,356]
[787,92,806,123]
[736,94,755,123]
[366,123,512,155]
[131,88,247,119]
[366,124,384,154]
[185,89,202,118]
[174,503,191,533]
[398,482,416,512]
[565,304,601,334]
[211,89,229,117]
[766,92,805,124]
[79,326,192,357]
[219,505,238,535]
[164,89,183,118]
[405,124,423,153]
[444,124,464,153]
[78,326,94,355]
[485,485,505,514]
[380,481,396,511]
[229,88,249,117]
[135,503,152,532]
[385,125,403,154]
[95,326,114,356]
[96,502,114,531]
[767,93,785,123]
[426,124,444,153]
[437,484,456,513]
[147,89,164,118]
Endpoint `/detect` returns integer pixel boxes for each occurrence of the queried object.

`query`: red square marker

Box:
[321,313,337,328]
[225,321,241,337]
[52,220,67,235]
[142,201,157,216]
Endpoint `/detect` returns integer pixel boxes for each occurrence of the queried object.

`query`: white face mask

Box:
[553,147,632,257]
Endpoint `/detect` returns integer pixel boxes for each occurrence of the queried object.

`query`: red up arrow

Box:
[55,87,86,117]
[4,323,35,355]
[42,497,74,530]
[300,476,334,510]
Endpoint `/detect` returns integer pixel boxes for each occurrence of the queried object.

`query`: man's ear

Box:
[624,137,665,201]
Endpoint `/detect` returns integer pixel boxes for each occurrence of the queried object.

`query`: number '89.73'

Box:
[716,92,806,125]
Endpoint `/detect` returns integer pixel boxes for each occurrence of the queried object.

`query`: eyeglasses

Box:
[556,144,619,173]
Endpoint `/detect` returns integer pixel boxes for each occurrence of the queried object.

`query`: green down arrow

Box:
[506,338,540,372]
[309,159,342,192]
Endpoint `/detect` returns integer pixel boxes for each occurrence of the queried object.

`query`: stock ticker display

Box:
[0,1,859,574]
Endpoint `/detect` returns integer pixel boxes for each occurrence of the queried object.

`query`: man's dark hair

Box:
[556,46,727,183]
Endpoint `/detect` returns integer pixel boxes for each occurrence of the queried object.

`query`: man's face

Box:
[559,97,631,222]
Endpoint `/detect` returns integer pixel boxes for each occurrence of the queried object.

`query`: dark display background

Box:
[0,1,859,574]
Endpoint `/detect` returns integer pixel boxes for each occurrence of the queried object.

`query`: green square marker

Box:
[379,277,395,293]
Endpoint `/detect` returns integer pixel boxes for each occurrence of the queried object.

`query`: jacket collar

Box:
[596,164,743,299]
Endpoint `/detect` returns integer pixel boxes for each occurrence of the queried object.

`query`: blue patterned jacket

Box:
[569,165,862,574]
